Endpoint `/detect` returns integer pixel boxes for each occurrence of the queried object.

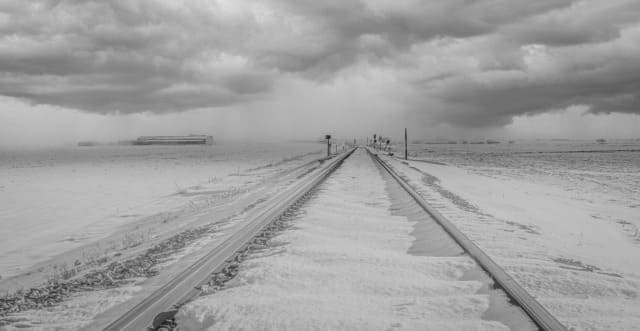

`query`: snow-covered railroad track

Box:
[102,148,356,331]
[369,148,566,331]
[108,147,566,331]
[172,148,566,331]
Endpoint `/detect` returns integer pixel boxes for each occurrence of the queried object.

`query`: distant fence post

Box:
[404,128,408,160]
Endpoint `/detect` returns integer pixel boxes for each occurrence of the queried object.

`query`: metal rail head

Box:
[367,149,566,331]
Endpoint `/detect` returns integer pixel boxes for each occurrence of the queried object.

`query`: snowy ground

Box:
[0,142,325,329]
[381,141,640,330]
[3,141,637,330]
[0,143,320,279]
[177,148,534,330]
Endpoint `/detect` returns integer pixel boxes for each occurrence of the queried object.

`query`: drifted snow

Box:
[177,149,509,330]
[382,148,640,331]
[2,283,142,331]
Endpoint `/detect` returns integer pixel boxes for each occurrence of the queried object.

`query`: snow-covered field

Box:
[0,143,321,280]
[0,142,327,330]
[2,140,638,330]
[383,140,640,330]
[177,148,535,330]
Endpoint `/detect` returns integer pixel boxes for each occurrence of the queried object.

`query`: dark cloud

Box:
[0,0,274,113]
[0,0,639,127]
[259,0,576,74]
[503,1,640,46]
[422,21,640,127]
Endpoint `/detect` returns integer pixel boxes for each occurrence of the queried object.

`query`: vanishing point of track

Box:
[105,147,566,331]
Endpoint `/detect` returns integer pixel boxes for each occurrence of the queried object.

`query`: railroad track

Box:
[368,148,566,331]
[105,146,565,331]
[103,148,356,331]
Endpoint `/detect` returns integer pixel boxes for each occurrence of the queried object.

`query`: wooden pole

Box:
[404,128,408,160]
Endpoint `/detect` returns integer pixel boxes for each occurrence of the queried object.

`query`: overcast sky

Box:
[1,0,640,147]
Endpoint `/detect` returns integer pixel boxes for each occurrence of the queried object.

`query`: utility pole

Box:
[404,128,408,160]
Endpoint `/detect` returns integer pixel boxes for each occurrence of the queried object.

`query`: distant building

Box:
[133,135,213,145]
[77,141,99,146]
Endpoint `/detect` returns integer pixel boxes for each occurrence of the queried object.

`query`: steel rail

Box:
[104,148,356,331]
[368,149,566,331]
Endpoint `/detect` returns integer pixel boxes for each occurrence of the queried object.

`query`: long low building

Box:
[133,135,213,145]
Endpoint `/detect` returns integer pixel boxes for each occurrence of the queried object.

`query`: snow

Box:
[2,282,142,331]
[0,142,324,330]
[4,140,637,330]
[381,141,640,330]
[177,148,523,330]
[0,143,320,279]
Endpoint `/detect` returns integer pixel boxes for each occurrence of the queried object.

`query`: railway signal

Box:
[325,134,332,157]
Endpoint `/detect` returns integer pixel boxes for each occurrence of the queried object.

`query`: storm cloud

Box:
[0,0,639,127]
